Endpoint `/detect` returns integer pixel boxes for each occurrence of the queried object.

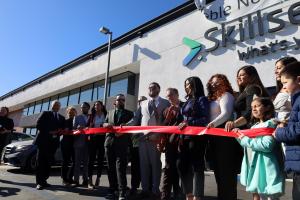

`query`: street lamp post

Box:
[99,26,112,106]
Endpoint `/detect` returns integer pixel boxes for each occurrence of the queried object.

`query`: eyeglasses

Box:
[116,99,125,102]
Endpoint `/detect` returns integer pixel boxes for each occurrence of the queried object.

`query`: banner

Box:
[194,0,282,23]
[71,126,275,138]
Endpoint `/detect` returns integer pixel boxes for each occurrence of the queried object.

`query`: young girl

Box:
[234,97,285,200]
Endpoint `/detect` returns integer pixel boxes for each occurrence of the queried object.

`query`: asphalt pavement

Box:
[0,165,293,200]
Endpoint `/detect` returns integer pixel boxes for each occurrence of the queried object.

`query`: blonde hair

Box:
[66,106,77,116]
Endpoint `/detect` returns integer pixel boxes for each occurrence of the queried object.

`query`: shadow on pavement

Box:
[0,186,21,197]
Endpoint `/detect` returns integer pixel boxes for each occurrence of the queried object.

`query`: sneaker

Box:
[36,184,43,190]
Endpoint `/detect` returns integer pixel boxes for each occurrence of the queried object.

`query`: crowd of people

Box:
[1,57,300,200]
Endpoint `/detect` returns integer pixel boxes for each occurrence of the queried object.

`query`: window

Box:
[109,78,128,97]
[25,128,31,135]
[30,128,37,136]
[23,106,29,116]
[59,92,69,108]
[41,98,50,112]
[27,103,35,116]
[79,84,93,103]
[109,72,136,97]
[68,89,80,106]
[92,81,105,101]
[34,101,42,114]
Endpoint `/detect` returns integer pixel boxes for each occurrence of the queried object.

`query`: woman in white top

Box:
[206,74,239,200]
[273,57,297,122]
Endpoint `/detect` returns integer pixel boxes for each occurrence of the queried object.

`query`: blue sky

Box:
[0,0,185,96]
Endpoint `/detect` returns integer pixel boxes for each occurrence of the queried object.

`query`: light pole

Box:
[99,26,112,106]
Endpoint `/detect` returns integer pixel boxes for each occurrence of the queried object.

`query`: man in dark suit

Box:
[103,94,133,200]
[34,100,65,190]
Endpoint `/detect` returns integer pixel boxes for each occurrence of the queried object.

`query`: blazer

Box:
[73,114,89,148]
[104,108,133,147]
[34,111,65,147]
[128,96,170,141]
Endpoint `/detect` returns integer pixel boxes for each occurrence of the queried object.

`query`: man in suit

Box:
[34,100,65,190]
[103,94,133,200]
[129,82,170,198]
[73,102,90,188]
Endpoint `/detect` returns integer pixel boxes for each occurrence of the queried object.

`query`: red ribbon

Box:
[71,126,274,138]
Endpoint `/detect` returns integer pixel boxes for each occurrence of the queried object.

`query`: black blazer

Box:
[34,111,65,147]
[104,109,133,147]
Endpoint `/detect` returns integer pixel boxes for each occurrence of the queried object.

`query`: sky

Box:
[0,0,186,96]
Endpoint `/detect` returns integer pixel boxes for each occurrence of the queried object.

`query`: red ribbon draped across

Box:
[70,126,274,138]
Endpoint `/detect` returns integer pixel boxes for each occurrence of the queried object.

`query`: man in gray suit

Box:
[73,102,90,188]
[129,82,170,198]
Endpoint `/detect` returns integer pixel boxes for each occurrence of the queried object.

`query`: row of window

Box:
[25,127,37,136]
[23,72,136,116]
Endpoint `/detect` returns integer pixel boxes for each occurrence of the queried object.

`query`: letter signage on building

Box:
[194,0,282,23]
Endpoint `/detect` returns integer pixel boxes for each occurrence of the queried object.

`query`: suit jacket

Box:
[73,114,90,148]
[129,96,170,141]
[34,111,65,147]
[104,108,133,147]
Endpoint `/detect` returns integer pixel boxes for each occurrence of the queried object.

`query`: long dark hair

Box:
[184,76,205,99]
[207,74,234,101]
[275,56,298,94]
[251,97,275,124]
[91,101,107,117]
[237,65,269,97]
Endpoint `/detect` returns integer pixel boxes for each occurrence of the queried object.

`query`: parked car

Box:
[2,132,62,171]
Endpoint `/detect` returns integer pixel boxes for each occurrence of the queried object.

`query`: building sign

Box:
[194,0,282,23]
[182,37,203,66]
[183,1,300,64]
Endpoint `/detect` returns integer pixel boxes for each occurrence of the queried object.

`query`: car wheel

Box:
[25,153,37,171]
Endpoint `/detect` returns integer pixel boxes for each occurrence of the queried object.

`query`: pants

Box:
[88,135,105,178]
[209,136,239,200]
[130,146,140,190]
[177,136,207,197]
[74,145,89,183]
[293,172,300,200]
[105,138,129,193]
[161,141,181,200]
[139,139,162,195]
[61,138,74,182]
[36,144,57,185]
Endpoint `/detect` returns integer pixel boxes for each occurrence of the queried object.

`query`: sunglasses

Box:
[116,99,125,102]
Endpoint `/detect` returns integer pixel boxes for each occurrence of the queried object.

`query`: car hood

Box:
[6,140,34,147]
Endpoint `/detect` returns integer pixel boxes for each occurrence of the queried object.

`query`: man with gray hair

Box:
[34,100,65,190]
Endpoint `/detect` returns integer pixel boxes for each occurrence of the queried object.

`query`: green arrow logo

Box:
[183,37,202,66]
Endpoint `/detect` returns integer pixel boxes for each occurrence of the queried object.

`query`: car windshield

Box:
[10,132,33,143]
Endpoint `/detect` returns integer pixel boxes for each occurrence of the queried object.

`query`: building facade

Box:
[1,0,300,135]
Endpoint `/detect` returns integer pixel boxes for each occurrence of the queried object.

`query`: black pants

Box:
[161,142,181,200]
[61,138,74,182]
[88,135,105,178]
[209,136,240,200]
[36,144,57,185]
[293,172,300,200]
[177,136,207,197]
[105,138,128,193]
[130,146,140,190]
